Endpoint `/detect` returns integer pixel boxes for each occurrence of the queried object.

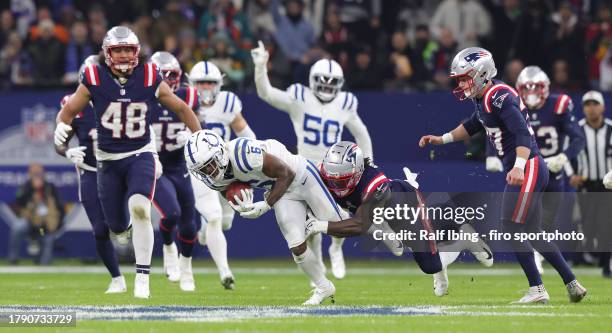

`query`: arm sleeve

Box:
[253,65,296,114]
[495,92,532,148]
[461,112,484,137]
[560,105,586,159]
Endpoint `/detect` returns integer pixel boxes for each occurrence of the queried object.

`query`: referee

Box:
[570,90,612,278]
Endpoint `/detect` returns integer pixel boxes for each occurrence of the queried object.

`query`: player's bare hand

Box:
[569,175,585,189]
[506,167,524,186]
[419,135,443,148]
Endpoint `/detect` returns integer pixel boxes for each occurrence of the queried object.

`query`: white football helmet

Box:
[188,61,223,105]
[78,55,99,83]
[151,51,182,91]
[320,141,365,198]
[309,59,344,102]
[516,66,550,109]
[450,47,497,100]
[185,130,229,185]
[102,26,140,73]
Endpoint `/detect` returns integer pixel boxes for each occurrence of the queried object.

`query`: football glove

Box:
[250,40,269,68]
[604,171,612,190]
[175,130,191,148]
[228,189,254,213]
[486,156,504,172]
[65,146,86,165]
[240,200,272,219]
[54,122,72,146]
[544,153,568,173]
[402,167,420,189]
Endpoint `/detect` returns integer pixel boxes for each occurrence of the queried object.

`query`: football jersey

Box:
[526,93,584,159]
[80,62,162,158]
[333,165,391,214]
[197,91,242,142]
[282,84,361,163]
[196,137,305,192]
[150,86,199,171]
[462,80,540,171]
[61,94,97,170]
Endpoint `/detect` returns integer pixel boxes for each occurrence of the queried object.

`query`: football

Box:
[225,181,252,204]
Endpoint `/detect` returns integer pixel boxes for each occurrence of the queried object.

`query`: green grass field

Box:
[0,259,610,333]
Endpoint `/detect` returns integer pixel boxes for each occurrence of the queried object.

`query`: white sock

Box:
[128,194,154,267]
[330,236,344,250]
[295,247,327,288]
[438,250,460,268]
[206,218,231,278]
[307,233,326,273]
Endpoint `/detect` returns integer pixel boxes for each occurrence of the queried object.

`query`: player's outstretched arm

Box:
[251,40,295,113]
[418,124,470,148]
[157,81,202,133]
[230,113,256,139]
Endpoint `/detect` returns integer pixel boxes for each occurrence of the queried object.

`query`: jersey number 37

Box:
[101,102,148,139]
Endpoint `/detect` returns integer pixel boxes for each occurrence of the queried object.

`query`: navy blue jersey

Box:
[333,165,391,214]
[62,94,97,168]
[80,62,162,154]
[462,80,540,171]
[526,93,585,159]
[150,86,199,171]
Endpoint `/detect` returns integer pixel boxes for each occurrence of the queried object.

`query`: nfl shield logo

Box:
[22,103,56,143]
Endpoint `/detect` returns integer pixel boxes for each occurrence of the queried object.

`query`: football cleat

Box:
[433,267,449,297]
[105,276,127,294]
[163,243,180,282]
[460,224,494,267]
[134,273,150,299]
[512,284,549,304]
[534,251,545,274]
[329,241,346,279]
[221,275,235,290]
[178,255,195,292]
[566,280,587,303]
[303,280,336,305]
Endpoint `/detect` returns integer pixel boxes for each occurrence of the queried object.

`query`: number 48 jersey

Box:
[81,62,162,159]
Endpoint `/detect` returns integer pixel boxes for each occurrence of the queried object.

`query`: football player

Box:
[149,51,198,291]
[418,47,587,303]
[54,26,201,298]
[54,55,126,294]
[187,60,257,290]
[251,40,374,280]
[306,141,494,296]
[514,66,585,273]
[185,130,347,305]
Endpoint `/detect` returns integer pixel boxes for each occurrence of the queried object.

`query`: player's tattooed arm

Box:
[261,153,295,206]
[57,84,91,125]
[157,81,203,132]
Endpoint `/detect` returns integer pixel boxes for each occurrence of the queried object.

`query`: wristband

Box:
[514,157,527,170]
[442,132,454,144]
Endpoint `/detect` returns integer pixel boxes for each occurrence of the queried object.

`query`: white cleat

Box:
[303,280,336,305]
[534,251,545,274]
[433,267,449,297]
[163,243,180,282]
[566,280,587,303]
[512,284,549,304]
[329,242,346,279]
[179,255,195,292]
[105,276,127,294]
[460,224,494,267]
[134,273,150,299]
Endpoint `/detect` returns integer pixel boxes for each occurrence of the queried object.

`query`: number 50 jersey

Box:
[81,62,162,159]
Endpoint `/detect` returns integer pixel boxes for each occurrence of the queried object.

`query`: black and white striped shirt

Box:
[576,118,612,181]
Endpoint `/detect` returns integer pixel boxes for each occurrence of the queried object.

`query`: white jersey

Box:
[203,138,307,193]
[254,69,373,164]
[197,91,242,142]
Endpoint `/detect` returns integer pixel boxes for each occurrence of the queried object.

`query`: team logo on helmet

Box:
[463,51,490,64]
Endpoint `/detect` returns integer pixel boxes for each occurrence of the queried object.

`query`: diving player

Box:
[149,51,198,291]
[514,66,585,273]
[418,47,587,303]
[187,60,257,290]
[54,26,202,299]
[306,141,494,296]
[54,55,126,294]
[185,130,346,305]
[251,40,374,280]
